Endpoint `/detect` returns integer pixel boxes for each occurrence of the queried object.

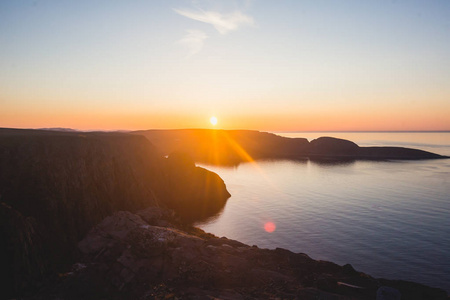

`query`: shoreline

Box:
[37,207,449,299]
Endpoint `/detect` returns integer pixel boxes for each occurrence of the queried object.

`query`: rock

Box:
[34,208,448,300]
[136,206,180,228]
[377,286,401,300]
[343,263,358,275]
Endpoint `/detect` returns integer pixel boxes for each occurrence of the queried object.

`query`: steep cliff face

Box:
[0,129,230,297]
[165,152,231,222]
[0,132,165,248]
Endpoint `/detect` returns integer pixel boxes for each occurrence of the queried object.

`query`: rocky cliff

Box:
[33,207,448,300]
[0,128,229,297]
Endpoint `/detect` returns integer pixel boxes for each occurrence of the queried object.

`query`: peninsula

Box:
[134,129,448,165]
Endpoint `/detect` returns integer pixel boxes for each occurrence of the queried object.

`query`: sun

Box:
[210,116,218,126]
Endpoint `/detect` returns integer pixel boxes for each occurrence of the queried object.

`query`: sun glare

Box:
[264,222,276,233]
[210,116,218,126]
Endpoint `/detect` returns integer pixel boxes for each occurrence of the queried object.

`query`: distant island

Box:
[0,128,448,299]
[134,129,448,165]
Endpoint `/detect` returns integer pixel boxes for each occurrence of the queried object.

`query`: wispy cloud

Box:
[174,1,255,56]
[174,9,254,35]
[178,29,208,56]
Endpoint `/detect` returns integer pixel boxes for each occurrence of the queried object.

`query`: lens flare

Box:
[264,222,276,233]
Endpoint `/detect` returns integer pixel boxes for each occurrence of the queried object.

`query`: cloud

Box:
[174,8,254,35]
[178,29,208,56]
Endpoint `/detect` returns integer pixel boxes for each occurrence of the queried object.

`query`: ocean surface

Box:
[196,132,450,292]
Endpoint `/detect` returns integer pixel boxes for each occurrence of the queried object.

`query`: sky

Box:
[1,0,450,131]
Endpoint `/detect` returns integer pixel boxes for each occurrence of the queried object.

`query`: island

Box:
[0,128,448,299]
[134,129,448,165]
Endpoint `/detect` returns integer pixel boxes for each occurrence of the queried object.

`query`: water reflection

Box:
[309,158,356,167]
[189,205,227,224]
[197,153,450,292]
[201,157,356,169]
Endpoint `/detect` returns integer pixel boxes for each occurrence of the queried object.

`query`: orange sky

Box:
[2,106,448,132]
[1,1,449,131]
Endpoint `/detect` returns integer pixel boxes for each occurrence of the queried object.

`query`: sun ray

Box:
[221,131,281,191]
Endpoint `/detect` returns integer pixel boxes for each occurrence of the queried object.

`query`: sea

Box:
[196,132,450,293]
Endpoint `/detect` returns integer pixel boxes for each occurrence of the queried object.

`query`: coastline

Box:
[38,207,450,300]
[0,128,448,299]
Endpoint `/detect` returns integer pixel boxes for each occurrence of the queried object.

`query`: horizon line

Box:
[2,126,450,134]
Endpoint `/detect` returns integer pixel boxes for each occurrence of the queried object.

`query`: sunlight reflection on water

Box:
[197,132,450,292]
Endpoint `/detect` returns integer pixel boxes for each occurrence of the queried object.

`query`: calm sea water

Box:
[197,132,450,292]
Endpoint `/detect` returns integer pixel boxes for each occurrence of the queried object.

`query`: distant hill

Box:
[37,127,79,132]
[133,129,448,165]
[133,129,309,165]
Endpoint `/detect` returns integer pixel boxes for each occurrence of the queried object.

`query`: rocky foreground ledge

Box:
[33,207,448,300]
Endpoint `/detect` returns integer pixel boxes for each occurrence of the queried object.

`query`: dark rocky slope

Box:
[0,128,229,297]
[34,208,448,300]
[134,129,447,165]
[0,203,47,299]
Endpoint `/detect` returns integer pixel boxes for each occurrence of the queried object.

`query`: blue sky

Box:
[1,0,449,130]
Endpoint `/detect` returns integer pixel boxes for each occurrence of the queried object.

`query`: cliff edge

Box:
[0,128,229,298]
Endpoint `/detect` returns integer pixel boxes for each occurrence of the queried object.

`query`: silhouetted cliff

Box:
[134,130,447,165]
[165,152,230,222]
[0,128,229,297]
